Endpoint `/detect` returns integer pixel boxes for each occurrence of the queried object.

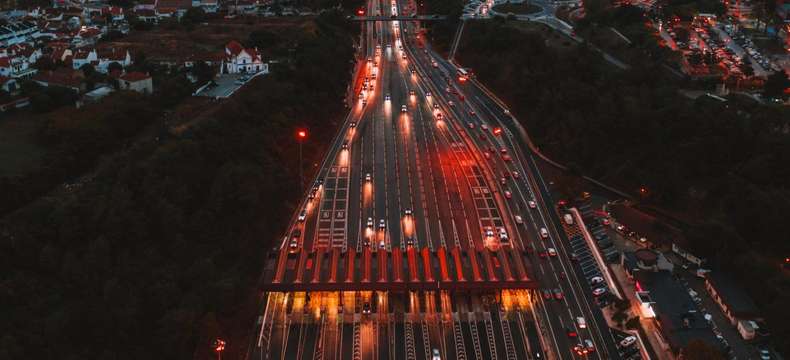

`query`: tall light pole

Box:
[297,129,307,191]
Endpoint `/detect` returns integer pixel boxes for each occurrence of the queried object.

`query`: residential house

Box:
[0,76,19,93]
[0,21,40,47]
[71,48,97,70]
[119,71,152,93]
[704,273,760,326]
[221,40,267,74]
[32,68,85,92]
[97,48,132,73]
[5,43,42,64]
[156,0,192,18]
[0,54,37,79]
[72,27,102,47]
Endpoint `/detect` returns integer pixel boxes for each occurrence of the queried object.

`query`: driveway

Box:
[196,72,262,98]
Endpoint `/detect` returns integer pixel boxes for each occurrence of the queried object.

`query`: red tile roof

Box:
[226,40,244,56]
[120,71,151,82]
[33,69,83,89]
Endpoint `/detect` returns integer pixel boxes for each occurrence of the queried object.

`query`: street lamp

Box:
[297,129,307,191]
[212,338,226,360]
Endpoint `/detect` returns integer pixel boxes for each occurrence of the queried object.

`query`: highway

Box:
[249,0,621,359]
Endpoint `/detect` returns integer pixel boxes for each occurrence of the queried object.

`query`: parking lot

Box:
[195,72,262,98]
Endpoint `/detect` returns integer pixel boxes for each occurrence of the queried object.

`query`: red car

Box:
[553,288,564,300]
[539,251,548,259]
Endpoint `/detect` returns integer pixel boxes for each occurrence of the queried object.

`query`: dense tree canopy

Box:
[0,10,357,360]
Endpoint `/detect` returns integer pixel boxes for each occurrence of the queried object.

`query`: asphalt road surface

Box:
[249,0,621,358]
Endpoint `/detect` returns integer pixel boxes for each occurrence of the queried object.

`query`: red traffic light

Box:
[357,8,365,15]
[297,130,307,139]
[493,127,502,135]
[213,339,226,352]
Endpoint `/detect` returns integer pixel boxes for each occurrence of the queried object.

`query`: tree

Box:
[682,339,725,360]
[764,71,790,100]
[612,310,629,326]
[107,61,123,74]
[191,61,215,85]
[625,317,640,330]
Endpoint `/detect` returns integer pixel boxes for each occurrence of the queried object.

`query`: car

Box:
[573,344,587,356]
[584,339,595,353]
[500,177,507,185]
[570,252,578,261]
[620,336,637,348]
[602,218,610,226]
[500,148,507,154]
[528,200,536,209]
[484,227,495,238]
[409,89,415,96]
[406,237,415,246]
[760,349,772,360]
[515,215,523,224]
[404,208,413,216]
[547,248,557,257]
[590,276,604,285]
[367,57,372,63]
[540,227,548,239]
[385,93,391,101]
[483,152,490,159]
[342,141,349,150]
[365,173,372,182]
[481,124,488,130]
[402,53,407,59]
[566,328,578,338]
[349,121,357,128]
[468,122,475,129]
[379,240,386,249]
[436,113,443,120]
[425,91,431,97]
[289,240,298,249]
[379,219,386,229]
[432,348,441,360]
[592,287,607,297]
[386,44,392,49]
[542,289,552,300]
[553,288,563,300]
[363,238,370,247]
[576,316,586,329]
[367,217,374,228]
[362,302,371,314]
[469,110,476,115]
[433,103,440,109]
[504,190,512,199]
[308,191,316,200]
[502,154,512,161]
[498,228,508,241]
[512,171,520,178]
[448,100,455,106]
[298,210,306,222]
[362,99,367,105]
[291,228,301,240]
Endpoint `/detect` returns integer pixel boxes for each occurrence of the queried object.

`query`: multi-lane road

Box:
[249,1,622,359]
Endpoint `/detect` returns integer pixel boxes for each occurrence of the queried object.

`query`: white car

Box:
[498,228,508,241]
[484,227,495,238]
[448,100,455,106]
[528,200,537,209]
[385,93,391,101]
[298,210,306,222]
[379,219,386,229]
[540,227,548,239]
[620,336,637,348]
[515,215,523,224]
[592,287,607,297]
[404,208,413,216]
[590,276,604,285]
[401,105,408,112]
[432,348,441,360]
[366,217,374,228]
[365,173,372,182]
[547,248,557,257]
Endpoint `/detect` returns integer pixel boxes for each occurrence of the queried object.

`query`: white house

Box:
[72,48,98,69]
[0,21,40,47]
[0,54,37,79]
[221,40,267,74]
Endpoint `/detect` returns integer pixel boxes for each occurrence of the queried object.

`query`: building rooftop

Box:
[636,270,721,353]
[706,272,759,317]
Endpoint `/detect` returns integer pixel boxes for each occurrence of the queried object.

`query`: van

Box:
[576,317,586,329]
[564,214,574,225]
